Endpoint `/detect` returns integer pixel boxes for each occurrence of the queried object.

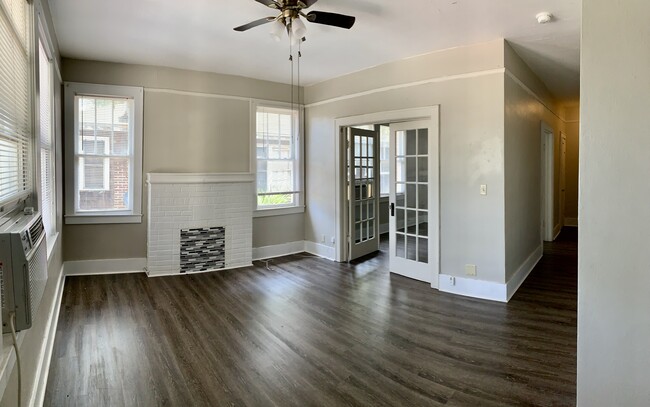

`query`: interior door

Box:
[347,127,380,260]
[389,120,437,285]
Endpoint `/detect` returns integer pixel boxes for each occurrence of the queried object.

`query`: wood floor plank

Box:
[44,230,577,406]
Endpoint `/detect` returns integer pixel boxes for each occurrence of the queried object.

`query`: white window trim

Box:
[35,5,63,260]
[250,100,304,216]
[64,82,144,224]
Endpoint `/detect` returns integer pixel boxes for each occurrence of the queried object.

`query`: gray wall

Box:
[503,43,565,281]
[304,40,508,283]
[563,105,579,221]
[578,0,650,404]
[61,59,305,260]
[1,0,65,404]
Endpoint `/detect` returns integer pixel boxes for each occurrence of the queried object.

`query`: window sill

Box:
[65,213,142,225]
[46,232,59,260]
[254,205,305,218]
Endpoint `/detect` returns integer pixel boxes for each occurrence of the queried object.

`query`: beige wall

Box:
[503,42,565,281]
[563,105,579,220]
[61,59,305,261]
[578,0,650,404]
[1,0,65,404]
[305,40,508,283]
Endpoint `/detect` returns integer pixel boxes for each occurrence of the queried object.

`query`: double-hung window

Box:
[64,83,143,224]
[254,104,303,215]
[38,38,56,238]
[0,0,31,207]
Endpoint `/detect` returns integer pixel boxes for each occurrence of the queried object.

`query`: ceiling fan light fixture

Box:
[269,18,285,41]
[291,16,307,39]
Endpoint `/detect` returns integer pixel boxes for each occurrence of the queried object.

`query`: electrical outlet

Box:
[449,276,456,286]
[321,234,326,243]
[465,264,477,276]
[480,184,487,195]
[330,236,335,244]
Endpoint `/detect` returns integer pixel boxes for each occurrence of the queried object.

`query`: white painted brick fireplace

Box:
[146,173,254,276]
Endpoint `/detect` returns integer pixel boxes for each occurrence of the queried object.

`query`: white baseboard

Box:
[553,223,562,240]
[438,274,507,302]
[564,217,578,227]
[64,258,147,276]
[252,241,305,260]
[506,245,543,301]
[30,265,65,407]
[304,241,336,261]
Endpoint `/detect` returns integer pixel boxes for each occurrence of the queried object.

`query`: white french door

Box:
[389,120,439,287]
[347,127,380,260]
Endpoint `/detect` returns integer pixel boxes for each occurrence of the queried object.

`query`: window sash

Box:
[73,95,135,213]
[39,38,56,238]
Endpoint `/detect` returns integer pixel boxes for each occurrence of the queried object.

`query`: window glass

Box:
[256,106,300,209]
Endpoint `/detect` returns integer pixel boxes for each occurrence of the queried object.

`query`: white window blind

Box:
[255,106,301,209]
[39,39,56,238]
[0,0,31,206]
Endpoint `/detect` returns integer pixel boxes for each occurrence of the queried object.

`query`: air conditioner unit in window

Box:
[0,212,48,333]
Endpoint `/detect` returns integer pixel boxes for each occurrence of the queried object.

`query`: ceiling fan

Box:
[234,0,356,42]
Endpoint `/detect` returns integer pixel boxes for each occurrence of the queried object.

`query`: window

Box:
[38,38,56,238]
[254,104,303,214]
[64,83,143,224]
[0,0,31,207]
[353,124,393,197]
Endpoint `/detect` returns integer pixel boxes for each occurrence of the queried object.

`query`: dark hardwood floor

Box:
[45,230,577,406]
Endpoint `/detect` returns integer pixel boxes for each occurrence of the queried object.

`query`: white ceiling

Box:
[49,0,581,101]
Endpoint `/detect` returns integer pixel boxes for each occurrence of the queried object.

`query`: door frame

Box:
[559,131,567,232]
[541,121,555,242]
[334,106,439,269]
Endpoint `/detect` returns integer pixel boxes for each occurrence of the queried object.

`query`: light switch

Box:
[480,184,487,195]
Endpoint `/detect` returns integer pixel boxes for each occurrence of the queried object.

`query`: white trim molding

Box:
[146,172,255,184]
[253,241,305,260]
[564,217,578,227]
[30,265,65,407]
[506,245,543,301]
[438,245,543,303]
[64,258,147,276]
[304,241,336,261]
[553,223,562,241]
[439,274,508,303]
[254,205,305,218]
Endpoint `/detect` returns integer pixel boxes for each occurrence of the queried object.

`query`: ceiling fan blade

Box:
[254,0,280,9]
[306,11,355,29]
[234,17,275,32]
[298,0,319,8]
